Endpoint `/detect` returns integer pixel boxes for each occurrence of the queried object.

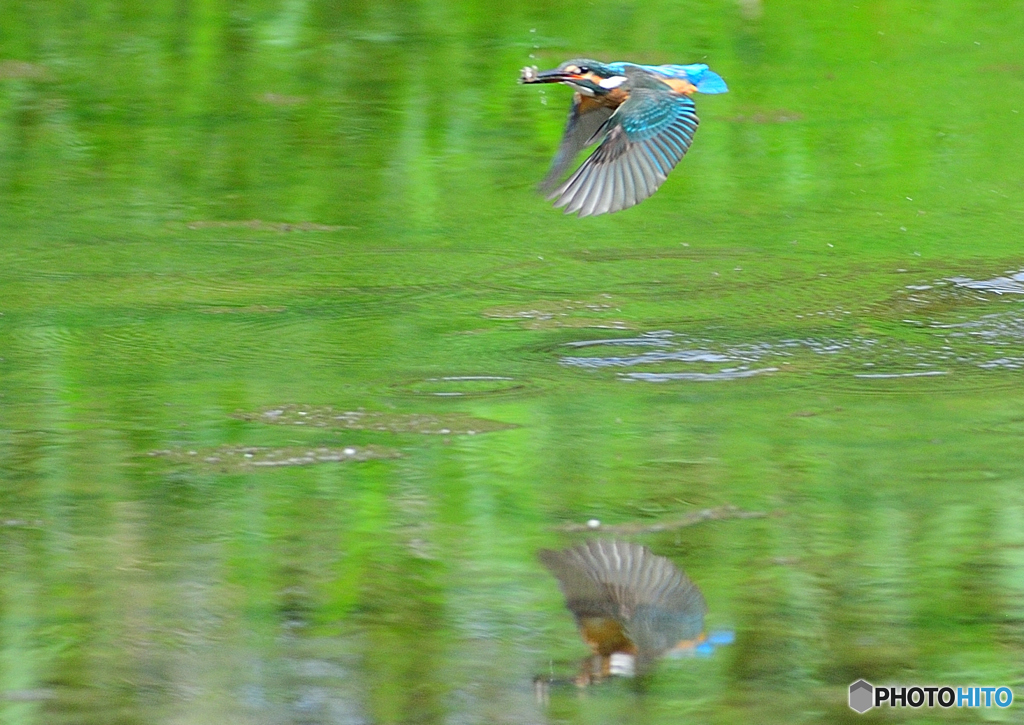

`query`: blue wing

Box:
[608,61,729,94]
[548,68,699,217]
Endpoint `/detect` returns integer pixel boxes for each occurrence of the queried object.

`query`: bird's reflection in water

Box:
[536,539,732,693]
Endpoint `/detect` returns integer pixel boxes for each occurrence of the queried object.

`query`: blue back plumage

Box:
[607,61,729,94]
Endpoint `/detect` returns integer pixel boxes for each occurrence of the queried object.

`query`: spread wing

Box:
[548,68,699,217]
[538,544,620,621]
[539,539,706,660]
[539,94,614,194]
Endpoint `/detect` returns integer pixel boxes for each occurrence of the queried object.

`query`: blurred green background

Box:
[2,0,1024,722]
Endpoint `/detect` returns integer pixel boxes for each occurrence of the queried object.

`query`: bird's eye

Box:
[578,65,590,73]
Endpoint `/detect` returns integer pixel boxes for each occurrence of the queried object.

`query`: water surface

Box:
[3,1,1024,723]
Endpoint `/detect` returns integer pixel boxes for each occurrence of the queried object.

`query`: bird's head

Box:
[519,59,626,96]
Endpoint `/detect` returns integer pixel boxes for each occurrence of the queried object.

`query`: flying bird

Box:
[538,539,709,683]
[520,59,727,217]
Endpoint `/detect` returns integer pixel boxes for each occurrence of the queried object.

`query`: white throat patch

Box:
[598,75,627,89]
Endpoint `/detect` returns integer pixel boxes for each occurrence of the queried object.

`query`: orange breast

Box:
[577,94,604,114]
[604,86,629,106]
[578,617,637,657]
[576,87,628,111]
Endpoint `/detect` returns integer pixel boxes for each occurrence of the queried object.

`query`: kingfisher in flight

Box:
[520,59,727,217]
[537,539,721,685]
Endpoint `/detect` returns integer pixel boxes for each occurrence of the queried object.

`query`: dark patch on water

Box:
[522,317,632,330]
[1,519,44,528]
[980,63,1024,74]
[569,247,757,262]
[149,444,401,471]
[235,406,517,434]
[555,506,767,533]
[0,689,58,701]
[981,418,1024,435]
[482,297,632,330]
[257,93,307,106]
[0,60,52,81]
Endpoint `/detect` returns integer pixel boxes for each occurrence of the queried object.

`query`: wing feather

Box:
[539,94,614,194]
[538,539,707,666]
[549,67,700,217]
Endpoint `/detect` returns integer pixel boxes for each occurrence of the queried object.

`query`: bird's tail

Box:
[694,69,728,94]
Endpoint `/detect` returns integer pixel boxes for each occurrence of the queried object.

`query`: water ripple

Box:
[149,445,401,472]
[234,406,518,434]
[623,368,779,382]
[947,270,1024,295]
[556,323,1024,384]
[563,350,739,368]
[563,332,675,349]
[393,376,527,398]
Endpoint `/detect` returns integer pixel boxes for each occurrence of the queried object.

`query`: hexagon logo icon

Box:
[849,679,874,713]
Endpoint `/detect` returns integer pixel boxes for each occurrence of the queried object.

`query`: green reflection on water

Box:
[2,0,1024,723]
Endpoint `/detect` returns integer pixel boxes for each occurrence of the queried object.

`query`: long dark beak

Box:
[519,66,581,84]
